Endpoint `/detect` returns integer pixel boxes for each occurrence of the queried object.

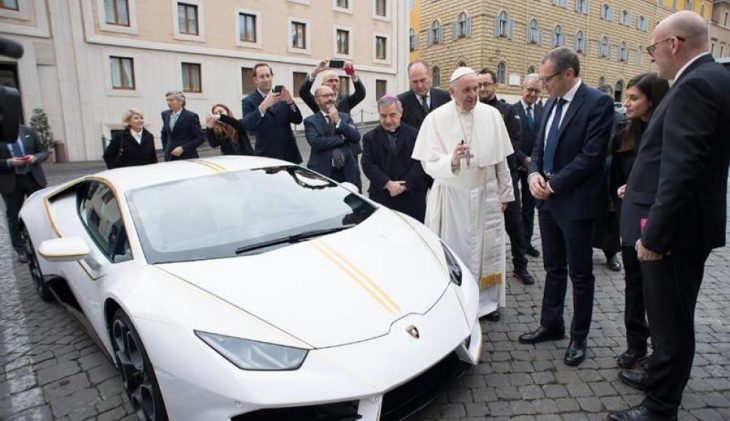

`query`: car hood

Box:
[158,210,453,348]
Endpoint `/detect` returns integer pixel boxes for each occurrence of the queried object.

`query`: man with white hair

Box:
[412,67,514,318]
[609,11,730,421]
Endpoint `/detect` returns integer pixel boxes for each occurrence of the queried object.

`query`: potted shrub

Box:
[29,108,57,162]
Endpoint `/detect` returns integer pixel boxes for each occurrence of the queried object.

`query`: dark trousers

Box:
[519,171,536,245]
[641,249,709,414]
[538,210,596,339]
[504,171,528,271]
[1,174,43,251]
[621,246,649,352]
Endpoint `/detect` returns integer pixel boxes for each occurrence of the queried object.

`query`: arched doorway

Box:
[614,80,624,103]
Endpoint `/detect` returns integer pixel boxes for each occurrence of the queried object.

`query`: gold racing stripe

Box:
[312,240,400,315]
[190,159,227,173]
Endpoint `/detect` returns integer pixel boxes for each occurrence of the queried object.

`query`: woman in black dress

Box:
[103,108,158,169]
[205,103,253,156]
[612,73,669,369]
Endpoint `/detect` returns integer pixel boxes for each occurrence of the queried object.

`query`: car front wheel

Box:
[111,309,168,421]
[20,226,53,302]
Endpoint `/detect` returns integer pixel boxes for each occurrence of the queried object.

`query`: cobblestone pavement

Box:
[1,161,729,420]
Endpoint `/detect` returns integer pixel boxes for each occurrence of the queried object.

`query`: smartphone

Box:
[20,155,31,161]
[272,85,283,94]
[329,58,345,69]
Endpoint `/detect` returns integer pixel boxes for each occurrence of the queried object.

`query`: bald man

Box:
[610,11,730,421]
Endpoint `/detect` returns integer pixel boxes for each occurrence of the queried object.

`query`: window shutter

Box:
[426,29,432,46]
[439,27,444,43]
[466,17,472,37]
[537,29,542,45]
[451,22,457,40]
[508,20,514,39]
[494,16,501,37]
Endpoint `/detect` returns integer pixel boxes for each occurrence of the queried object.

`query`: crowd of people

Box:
[2,9,729,421]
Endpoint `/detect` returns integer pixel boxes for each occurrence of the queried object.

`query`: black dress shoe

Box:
[483,310,500,322]
[518,326,565,344]
[617,349,647,369]
[607,254,622,272]
[525,245,540,258]
[513,268,535,285]
[606,404,677,421]
[564,338,587,366]
[618,368,647,391]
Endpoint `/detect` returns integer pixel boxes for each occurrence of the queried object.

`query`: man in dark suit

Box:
[397,60,451,130]
[299,59,366,189]
[361,95,426,222]
[519,48,614,367]
[512,74,544,258]
[608,11,730,421]
[303,86,361,184]
[160,90,204,161]
[242,63,303,164]
[0,125,48,262]
[478,68,535,299]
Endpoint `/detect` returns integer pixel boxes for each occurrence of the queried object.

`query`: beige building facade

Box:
[414,0,712,102]
[0,0,409,162]
[710,0,730,58]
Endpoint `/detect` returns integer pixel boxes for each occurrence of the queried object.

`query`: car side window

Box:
[77,182,132,263]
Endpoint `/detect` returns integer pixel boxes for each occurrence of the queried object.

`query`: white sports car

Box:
[19,156,482,421]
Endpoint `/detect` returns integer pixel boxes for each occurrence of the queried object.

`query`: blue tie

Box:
[525,105,533,130]
[543,98,566,175]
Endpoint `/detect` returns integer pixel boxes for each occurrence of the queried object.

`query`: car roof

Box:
[91,156,291,194]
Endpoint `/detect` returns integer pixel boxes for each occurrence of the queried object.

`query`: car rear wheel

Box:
[20,226,53,302]
[111,309,168,421]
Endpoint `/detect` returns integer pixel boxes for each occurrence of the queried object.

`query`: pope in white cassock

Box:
[412,67,514,318]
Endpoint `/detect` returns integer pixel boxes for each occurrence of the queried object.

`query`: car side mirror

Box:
[38,237,91,262]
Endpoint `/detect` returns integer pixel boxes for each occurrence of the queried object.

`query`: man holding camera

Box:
[1,125,48,263]
[242,63,303,164]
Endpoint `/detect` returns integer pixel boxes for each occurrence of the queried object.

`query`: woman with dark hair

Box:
[612,72,670,369]
[205,104,253,156]
[103,108,158,169]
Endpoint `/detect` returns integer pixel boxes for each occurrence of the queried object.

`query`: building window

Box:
[618,41,628,61]
[672,0,678,9]
[177,3,198,35]
[182,62,201,92]
[432,66,441,87]
[110,57,135,90]
[495,11,513,39]
[699,3,704,16]
[0,0,18,10]
[239,13,256,42]
[293,72,308,98]
[409,29,418,51]
[104,0,129,26]
[574,30,586,53]
[375,79,387,100]
[527,65,536,74]
[552,25,565,47]
[601,4,612,21]
[552,0,567,7]
[527,18,541,44]
[636,46,642,65]
[375,0,386,17]
[684,0,692,10]
[725,11,729,27]
[575,0,589,14]
[637,15,647,31]
[620,10,630,26]
[241,67,253,94]
[599,36,609,58]
[711,40,716,56]
[720,45,724,56]
[337,0,348,7]
[291,21,307,49]
[454,12,471,39]
[428,20,443,45]
[337,29,350,55]
[375,36,387,60]
[339,76,351,95]
[497,62,506,84]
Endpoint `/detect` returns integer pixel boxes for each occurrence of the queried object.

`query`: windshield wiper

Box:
[235,225,356,254]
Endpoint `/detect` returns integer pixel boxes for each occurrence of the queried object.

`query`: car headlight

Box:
[440,240,462,286]
[195,331,308,371]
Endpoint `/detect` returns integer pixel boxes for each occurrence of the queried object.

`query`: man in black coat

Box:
[520,48,614,368]
[361,96,426,222]
[512,74,544,258]
[478,68,535,300]
[0,125,48,262]
[609,11,730,421]
[397,60,451,130]
[160,90,204,161]
[242,63,303,164]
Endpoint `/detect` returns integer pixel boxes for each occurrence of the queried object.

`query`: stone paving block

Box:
[49,388,100,419]
[567,382,593,398]
[554,397,581,412]
[36,361,79,386]
[5,404,53,420]
[0,387,45,419]
[487,400,512,417]
[587,381,617,397]
[689,408,728,421]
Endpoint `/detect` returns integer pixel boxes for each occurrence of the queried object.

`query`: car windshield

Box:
[126,166,376,264]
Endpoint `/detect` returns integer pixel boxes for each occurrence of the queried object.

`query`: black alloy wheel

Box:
[20,227,54,301]
[111,309,168,421]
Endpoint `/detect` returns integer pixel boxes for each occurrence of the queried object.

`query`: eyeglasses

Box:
[538,71,562,84]
[316,93,336,98]
[525,88,542,95]
[646,36,685,57]
[478,82,495,88]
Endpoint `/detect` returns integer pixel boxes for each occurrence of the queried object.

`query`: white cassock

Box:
[412,101,514,317]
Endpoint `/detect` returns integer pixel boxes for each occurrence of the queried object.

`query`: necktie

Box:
[543,98,567,175]
[169,112,179,130]
[525,105,534,130]
[420,95,430,114]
